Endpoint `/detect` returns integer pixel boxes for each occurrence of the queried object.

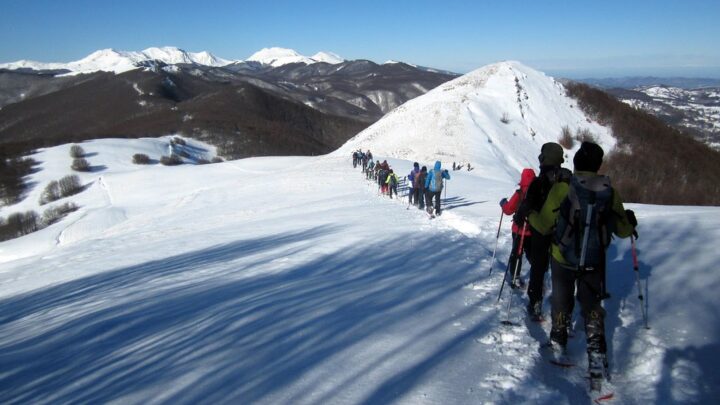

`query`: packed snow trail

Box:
[1,141,720,403]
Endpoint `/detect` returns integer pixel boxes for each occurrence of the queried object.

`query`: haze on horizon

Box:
[1,0,719,78]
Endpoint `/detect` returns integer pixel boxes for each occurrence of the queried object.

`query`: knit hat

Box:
[538,142,564,167]
[573,142,604,172]
[413,162,419,168]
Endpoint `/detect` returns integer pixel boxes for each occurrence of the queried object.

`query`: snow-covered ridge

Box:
[0,46,345,74]
[338,60,614,184]
[0,46,233,75]
[246,47,344,67]
[1,134,718,404]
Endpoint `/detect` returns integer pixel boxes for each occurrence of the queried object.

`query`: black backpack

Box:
[518,167,571,226]
[554,175,614,271]
[511,189,527,227]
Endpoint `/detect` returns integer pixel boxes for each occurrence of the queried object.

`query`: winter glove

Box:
[625,209,639,239]
[499,198,508,207]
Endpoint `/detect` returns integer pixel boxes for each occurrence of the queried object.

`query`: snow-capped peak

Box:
[311,51,344,64]
[0,46,233,75]
[141,47,232,67]
[246,47,315,67]
[246,47,344,67]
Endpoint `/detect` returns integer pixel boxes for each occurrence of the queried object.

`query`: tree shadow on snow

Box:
[442,196,487,211]
[0,225,491,404]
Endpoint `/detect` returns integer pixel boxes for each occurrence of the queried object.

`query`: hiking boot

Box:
[511,277,526,289]
[588,351,609,391]
[527,301,543,321]
[550,322,567,346]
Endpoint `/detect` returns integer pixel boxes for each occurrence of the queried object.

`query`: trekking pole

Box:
[631,235,650,329]
[510,222,528,286]
[488,212,504,276]
[497,259,511,303]
[500,222,528,326]
[500,255,524,326]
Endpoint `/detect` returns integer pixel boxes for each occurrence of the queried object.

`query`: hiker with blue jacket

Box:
[528,141,638,392]
[424,161,450,216]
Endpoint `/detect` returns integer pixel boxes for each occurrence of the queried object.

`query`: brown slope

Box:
[566,82,720,205]
[0,69,369,158]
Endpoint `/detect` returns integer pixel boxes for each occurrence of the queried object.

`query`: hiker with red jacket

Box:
[499,168,537,289]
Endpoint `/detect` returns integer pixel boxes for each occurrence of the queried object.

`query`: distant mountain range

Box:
[0,46,349,75]
[605,85,720,149]
[576,76,720,90]
[0,47,458,158]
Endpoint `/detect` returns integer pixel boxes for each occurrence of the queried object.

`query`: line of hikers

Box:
[350,150,450,217]
[498,141,638,391]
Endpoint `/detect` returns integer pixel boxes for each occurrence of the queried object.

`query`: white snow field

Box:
[1,63,719,404]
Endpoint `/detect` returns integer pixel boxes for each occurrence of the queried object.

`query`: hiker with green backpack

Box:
[528,141,638,392]
[386,169,400,199]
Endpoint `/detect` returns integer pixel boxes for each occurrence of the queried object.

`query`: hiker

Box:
[415,166,428,210]
[408,162,420,205]
[367,158,375,179]
[386,169,400,198]
[378,160,390,194]
[362,151,368,172]
[424,161,450,216]
[528,142,637,391]
[516,142,571,320]
[499,168,537,290]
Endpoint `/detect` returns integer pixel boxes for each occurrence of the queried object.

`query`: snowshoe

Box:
[542,340,573,368]
[588,351,610,392]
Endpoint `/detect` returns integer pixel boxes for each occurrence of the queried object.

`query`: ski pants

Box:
[389,184,397,198]
[550,259,606,354]
[426,190,442,214]
[408,187,414,204]
[527,230,552,305]
[416,188,425,209]
[508,231,532,283]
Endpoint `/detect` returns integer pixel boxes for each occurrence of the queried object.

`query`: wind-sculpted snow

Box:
[0,138,719,404]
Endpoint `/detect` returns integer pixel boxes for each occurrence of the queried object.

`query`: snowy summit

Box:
[0,46,233,74]
[0,46,344,74]
[339,61,613,183]
[246,47,344,67]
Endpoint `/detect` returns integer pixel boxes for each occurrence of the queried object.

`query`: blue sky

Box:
[1,0,719,77]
